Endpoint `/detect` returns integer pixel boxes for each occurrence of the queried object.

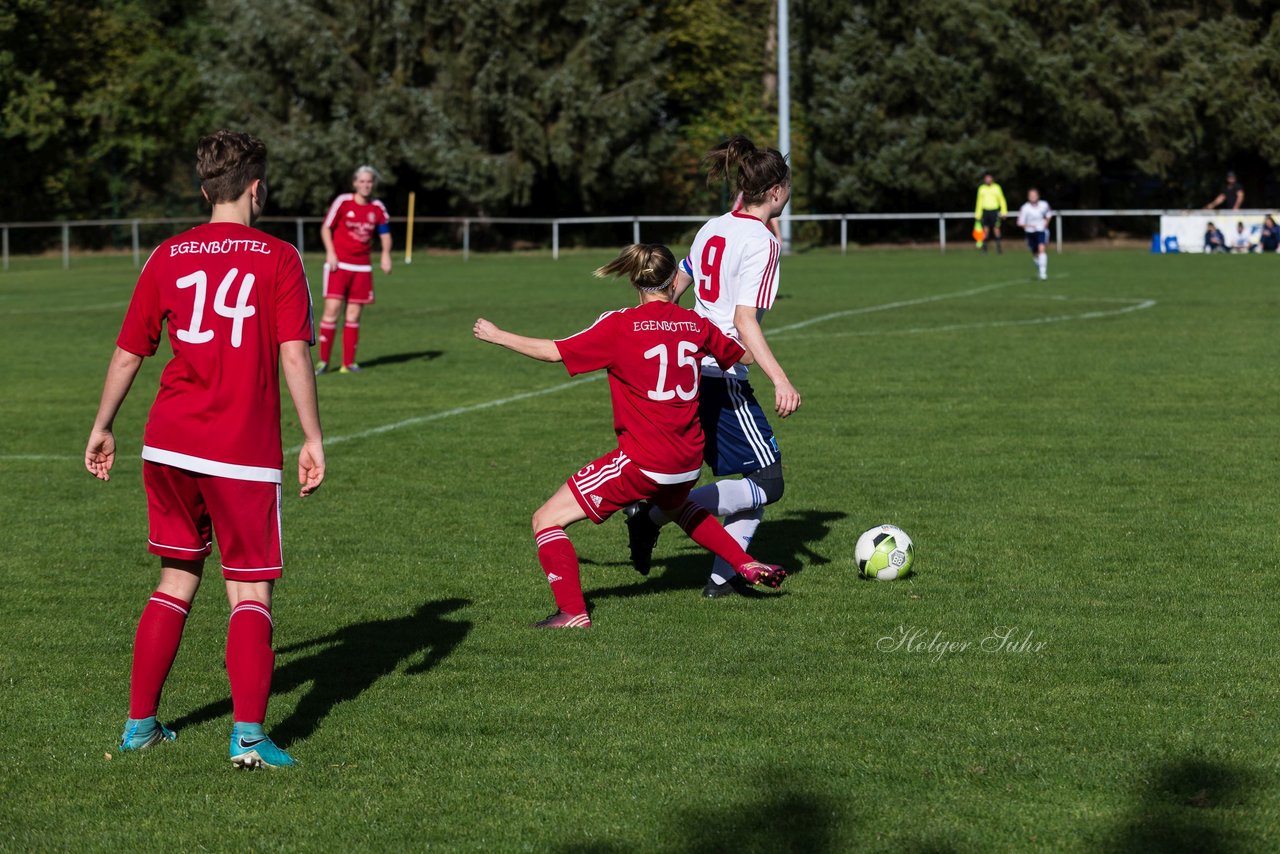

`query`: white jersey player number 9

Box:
[697,236,726,302]
[643,341,700,402]
[175,268,258,348]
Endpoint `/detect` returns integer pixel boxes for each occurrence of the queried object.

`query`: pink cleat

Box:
[531,610,592,629]
[736,561,788,589]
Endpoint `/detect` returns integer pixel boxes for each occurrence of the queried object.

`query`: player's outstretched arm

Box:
[473,318,562,362]
[281,339,325,497]
[733,305,800,418]
[85,347,145,481]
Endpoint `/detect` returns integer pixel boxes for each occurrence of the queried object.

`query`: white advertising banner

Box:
[1158,213,1267,253]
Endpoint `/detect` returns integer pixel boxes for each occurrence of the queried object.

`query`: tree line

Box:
[3,0,1277,225]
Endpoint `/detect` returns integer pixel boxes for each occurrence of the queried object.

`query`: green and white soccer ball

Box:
[855,525,915,581]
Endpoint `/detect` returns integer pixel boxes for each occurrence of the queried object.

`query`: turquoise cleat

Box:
[229,723,295,769]
[119,716,176,752]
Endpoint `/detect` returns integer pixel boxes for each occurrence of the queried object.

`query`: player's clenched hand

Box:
[774,381,802,418]
[85,429,116,481]
[473,318,502,343]
[298,441,325,497]
[380,254,392,275]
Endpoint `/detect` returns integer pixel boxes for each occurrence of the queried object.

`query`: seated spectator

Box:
[1231,222,1255,253]
[1259,215,1279,253]
[1204,222,1227,253]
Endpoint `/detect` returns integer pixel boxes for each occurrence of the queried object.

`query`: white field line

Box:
[0,274,1151,462]
[286,375,605,454]
[773,293,1156,341]
[768,275,1044,337]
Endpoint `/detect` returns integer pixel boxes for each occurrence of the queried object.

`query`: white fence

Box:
[2,209,1269,270]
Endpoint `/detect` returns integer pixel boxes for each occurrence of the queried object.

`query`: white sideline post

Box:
[463,219,470,262]
[633,217,640,244]
[552,221,560,260]
[1056,215,1063,254]
[840,216,848,256]
[62,223,70,269]
[938,215,946,253]
[295,218,305,259]
[131,220,140,267]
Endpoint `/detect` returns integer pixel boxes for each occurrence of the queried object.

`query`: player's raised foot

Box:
[229,723,295,769]
[119,716,176,752]
[530,610,592,629]
[736,561,788,589]
[339,363,362,374]
[623,502,659,576]
[313,360,328,376]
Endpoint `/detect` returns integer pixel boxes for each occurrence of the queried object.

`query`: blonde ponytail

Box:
[594,244,677,292]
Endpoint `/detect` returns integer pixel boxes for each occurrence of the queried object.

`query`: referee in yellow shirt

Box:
[975,172,1008,254]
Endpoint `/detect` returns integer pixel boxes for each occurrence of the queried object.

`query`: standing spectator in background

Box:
[974,173,1007,254]
[1016,189,1053,280]
[1259,215,1279,252]
[1231,222,1255,253]
[316,166,392,375]
[1205,171,1245,210]
[1203,222,1227,253]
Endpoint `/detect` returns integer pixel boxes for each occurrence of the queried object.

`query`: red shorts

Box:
[567,449,698,524]
[323,263,375,304]
[143,462,283,581]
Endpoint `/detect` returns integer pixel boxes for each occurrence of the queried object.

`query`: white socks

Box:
[1036,252,1047,278]
[646,478,769,584]
[650,478,763,527]
[708,508,765,585]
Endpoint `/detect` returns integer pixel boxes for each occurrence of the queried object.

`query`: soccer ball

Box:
[855,525,915,581]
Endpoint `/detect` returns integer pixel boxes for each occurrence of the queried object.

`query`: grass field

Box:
[1,246,1277,851]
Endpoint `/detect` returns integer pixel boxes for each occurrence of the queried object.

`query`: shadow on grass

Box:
[556,773,846,853]
[1104,757,1259,853]
[168,597,471,746]
[355,349,444,369]
[585,508,846,602]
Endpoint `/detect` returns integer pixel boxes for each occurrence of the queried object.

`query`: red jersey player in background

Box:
[86,130,325,769]
[473,244,787,628]
[315,165,392,374]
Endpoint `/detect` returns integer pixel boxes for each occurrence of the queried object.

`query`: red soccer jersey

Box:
[555,300,745,478]
[116,222,315,483]
[322,194,390,264]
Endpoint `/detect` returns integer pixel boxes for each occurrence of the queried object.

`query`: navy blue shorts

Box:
[1026,231,1048,252]
[698,376,780,476]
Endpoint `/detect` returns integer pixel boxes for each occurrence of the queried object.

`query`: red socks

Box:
[342,322,360,367]
[226,601,274,725]
[675,503,753,568]
[318,321,337,365]
[128,591,191,719]
[535,527,587,616]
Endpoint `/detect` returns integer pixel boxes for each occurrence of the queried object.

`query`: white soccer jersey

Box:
[1018,200,1052,232]
[681,211,780,379]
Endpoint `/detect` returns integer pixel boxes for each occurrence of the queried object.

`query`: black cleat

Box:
[623,503,660,576]
[702,575,759,599]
